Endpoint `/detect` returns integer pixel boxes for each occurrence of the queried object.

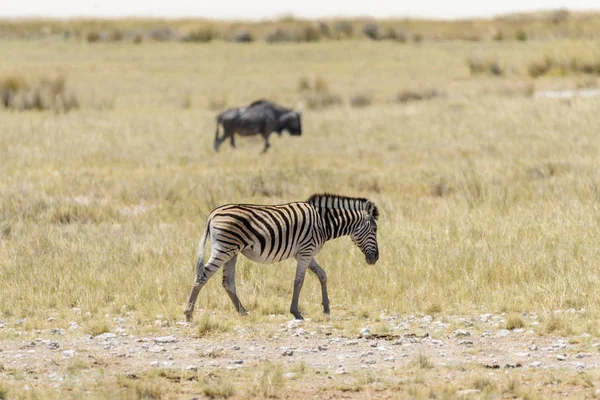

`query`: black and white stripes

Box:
[184,193,380,321]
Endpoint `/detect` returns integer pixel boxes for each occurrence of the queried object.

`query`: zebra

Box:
[183,193,380,321]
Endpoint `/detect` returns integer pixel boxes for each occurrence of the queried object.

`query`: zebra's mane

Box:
[306,193,379,220]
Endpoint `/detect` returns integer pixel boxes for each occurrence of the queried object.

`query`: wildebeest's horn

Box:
[297,102,304,114]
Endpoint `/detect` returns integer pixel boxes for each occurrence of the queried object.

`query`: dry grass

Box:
[1,35,600,398]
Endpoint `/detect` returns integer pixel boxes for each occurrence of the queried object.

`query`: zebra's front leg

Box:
[309,259,330,314]
[290,257,310,320]
[222,256,247,315]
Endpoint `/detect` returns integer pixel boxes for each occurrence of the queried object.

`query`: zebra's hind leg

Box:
[290,256,311,320]
[309,259,330,314]
[222,255,247,315]
[184,254,231,322]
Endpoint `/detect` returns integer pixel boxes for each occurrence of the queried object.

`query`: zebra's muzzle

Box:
[365,252,379,265]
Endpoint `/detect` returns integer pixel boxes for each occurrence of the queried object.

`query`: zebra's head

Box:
[351,200,379,265]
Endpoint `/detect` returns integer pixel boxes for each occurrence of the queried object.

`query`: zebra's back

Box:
[208,202,320,264]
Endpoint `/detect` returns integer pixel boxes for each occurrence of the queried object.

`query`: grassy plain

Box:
[1,37,600,398]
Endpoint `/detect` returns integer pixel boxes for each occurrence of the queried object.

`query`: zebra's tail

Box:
[195,219,210,280]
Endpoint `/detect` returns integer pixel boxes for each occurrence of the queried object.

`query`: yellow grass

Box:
[1,35,600,397]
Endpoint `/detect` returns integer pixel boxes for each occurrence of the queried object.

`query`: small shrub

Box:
[467,56,503,76]
[505,314,525,330]
[551,8,569,24]
[413,33,423,43]
[296,25,321,42]
[86,31,101,43]
[493,30,504,41]
[231,30,253,43]
[87,320,110,337]
[515,30,528,42]
[362,22,381,40]
[207,95,228,111]
[150,27,176,42]
[318,21,331,38]
[0,382,8,400]
[314,76,329,93]
[395,88,441,103]
[350,92,372,108]
[133,34,143,44]
[265,28,295,43]
[385,28,407,42]
[297,77,311,91]
[108,29,124,42]
[334,21,354,39]
[410,353,433,369]
[185,28,216,43]
[528,58,551,78]
[181,92,192,109]
[196,313,231,337]
[256,362,284,398]
[304,92,342,110]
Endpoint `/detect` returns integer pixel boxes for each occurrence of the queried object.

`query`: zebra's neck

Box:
[307,194,368,241]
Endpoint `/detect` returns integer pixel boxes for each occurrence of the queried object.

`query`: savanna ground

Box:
[1,28,600,399]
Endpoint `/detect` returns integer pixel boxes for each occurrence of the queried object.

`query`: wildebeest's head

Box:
[279,110,302,136]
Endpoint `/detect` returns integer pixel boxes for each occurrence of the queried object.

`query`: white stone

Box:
[557,354,567,361]
[530,361,542,367]
[186,365,198,371]
[515,352,530,358]
[496,330,510,338]
[62,350,76,358]
[150,361,159,367]
[68,322,79,331]
[96,333,117,340]
[360,328,371,339]
[453,329,471,337]
[154,336,177,344]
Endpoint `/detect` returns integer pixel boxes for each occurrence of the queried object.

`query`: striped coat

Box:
[184,193,379,321]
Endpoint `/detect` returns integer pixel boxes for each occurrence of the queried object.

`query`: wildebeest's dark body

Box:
[214,99,302,153]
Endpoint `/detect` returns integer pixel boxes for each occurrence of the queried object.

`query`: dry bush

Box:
[296,25,321,42]
[314,76,329,93]
[384,28,407,42]
[394,88,442,103]
[207,94,228,111]
[108,29,124,42]
[184,27,216,43]
[230,30,253,43]
[265,28,295,43]
[515,29,528,41]
[304,92,342,110]
[334,21,354,39]
[86,30,101,43]
[362,22,381,40]
[297,77,311,91]
[350,92,373,108]
[528,55,600,78]
[551,8,570,24]
[149,27,177,42]
[0,74,79,113]
[133,34,143,44]
[467,56,503,76]
[318,21,332,38]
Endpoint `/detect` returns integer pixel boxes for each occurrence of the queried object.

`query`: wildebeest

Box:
[213,99,302,153]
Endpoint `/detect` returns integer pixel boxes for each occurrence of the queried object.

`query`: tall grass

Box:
[1,39,600,333]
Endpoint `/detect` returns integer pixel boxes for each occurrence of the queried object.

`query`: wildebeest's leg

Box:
[214,126,230,152]
[308,259,330,314]
[184,251,234,321]
[221,255,247,314]
[290,256,311,320]
[261,132,271,154]
[229,134,236,149]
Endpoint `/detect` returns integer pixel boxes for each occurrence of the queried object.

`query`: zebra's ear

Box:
[365,200,379,220]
